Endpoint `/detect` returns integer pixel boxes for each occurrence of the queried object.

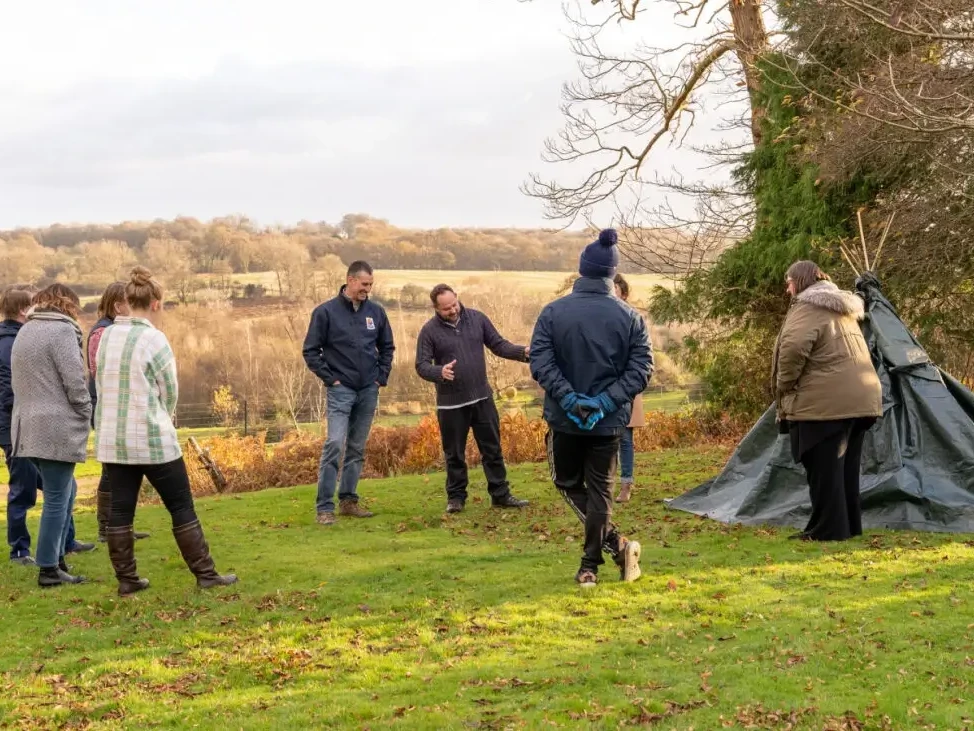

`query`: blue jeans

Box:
[316,384,379,514]
[3,445,78,559]
[30,459,78,569]
[618,427,634,483]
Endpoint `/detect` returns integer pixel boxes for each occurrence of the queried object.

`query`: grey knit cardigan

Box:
[11,311,92,463]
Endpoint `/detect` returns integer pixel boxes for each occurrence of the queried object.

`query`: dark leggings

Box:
[105,458,198,528]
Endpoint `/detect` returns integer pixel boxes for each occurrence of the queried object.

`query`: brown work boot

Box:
[615,538,642,583]
[616,481,633,503]
[172,520,238,589]
[339,499,373,518]
[316,512,336,526]
[106,525,150,597]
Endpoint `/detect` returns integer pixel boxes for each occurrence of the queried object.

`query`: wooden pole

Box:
[856,210,872,271]
[872,212,896,271]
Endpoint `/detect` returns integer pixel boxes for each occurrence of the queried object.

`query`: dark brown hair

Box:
[126,266,164,310]
[429,283,456,306]
[97,281,127,321]
[613,273,630,301]
[786,260,831,296]
[0,288,32,320]
[33,283,82,321]
[347,260,373,278]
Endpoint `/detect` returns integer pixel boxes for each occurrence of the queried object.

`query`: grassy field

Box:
[2,446,973,729]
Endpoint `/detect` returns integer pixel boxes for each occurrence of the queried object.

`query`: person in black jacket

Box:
[415,284,531,513]
[530,229,653,587]
[302,261,395,525]
[0,287,42,565]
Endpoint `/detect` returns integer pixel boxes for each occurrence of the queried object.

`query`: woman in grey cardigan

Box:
[11,284,92,587]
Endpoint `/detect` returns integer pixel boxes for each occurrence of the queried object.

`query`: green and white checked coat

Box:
[94,316,181,465]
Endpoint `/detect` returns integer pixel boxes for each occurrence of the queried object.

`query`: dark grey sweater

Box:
[415,306,528,408]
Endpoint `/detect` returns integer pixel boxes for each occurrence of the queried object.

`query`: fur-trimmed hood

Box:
[795,281,865,320]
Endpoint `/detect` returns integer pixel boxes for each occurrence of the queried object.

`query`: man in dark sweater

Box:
[530,229,653,587]
[415,284,530,513]
[303,261,395,525]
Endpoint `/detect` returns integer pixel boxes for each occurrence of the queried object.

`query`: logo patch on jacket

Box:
[365,317,376,331]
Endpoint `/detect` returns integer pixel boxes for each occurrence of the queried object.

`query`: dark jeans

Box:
[105,458,197,528]
[30,459,77,569]
[317,384,379,514]
[437,399,511,503]
[618,427,634,483]
[546,430,624,572]
[799,422,869,541]
[3,444,41,559]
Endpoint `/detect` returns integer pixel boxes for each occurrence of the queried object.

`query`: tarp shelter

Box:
[667,273,974,533]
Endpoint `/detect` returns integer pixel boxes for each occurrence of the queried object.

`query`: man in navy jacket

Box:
[530,229,653,586]
[303,261,395,525]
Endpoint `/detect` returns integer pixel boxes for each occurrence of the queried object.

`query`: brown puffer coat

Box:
[772,281,882,422]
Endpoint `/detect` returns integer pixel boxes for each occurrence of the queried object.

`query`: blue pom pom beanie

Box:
[578,228,620,279]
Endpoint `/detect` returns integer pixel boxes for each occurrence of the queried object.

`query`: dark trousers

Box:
[3,443,40,558]
[546,430,624,572]
[437,399,511,503]
[800,423,868,541]
[105,458,198,529]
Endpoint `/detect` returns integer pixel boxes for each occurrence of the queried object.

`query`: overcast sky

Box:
[0,0,727,230]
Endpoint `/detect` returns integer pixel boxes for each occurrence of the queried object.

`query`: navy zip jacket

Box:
[529,276,653,436]
[415,305,528,408]
[0,319,23,446]
[302,287,395,390]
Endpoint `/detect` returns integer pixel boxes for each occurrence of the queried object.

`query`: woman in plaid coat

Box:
[95,266,237,596]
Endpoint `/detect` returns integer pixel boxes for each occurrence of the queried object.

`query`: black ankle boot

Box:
[57,558,86,584]
[38,566,62,588]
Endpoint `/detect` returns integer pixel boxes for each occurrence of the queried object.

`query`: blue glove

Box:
[593,392,618,414]
[568,396,604,431]
[559,392,580,413]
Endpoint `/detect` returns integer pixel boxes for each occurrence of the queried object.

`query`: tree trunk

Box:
[728,0,769,144]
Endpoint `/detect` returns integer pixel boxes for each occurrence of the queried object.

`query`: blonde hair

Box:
[97,281,127,320]
[125,266,164,310]
[786,260,830,296]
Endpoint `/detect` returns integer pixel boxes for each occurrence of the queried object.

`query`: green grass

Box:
[2,447,973,729]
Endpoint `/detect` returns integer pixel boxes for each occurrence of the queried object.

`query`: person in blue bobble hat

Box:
[529,228,654,587]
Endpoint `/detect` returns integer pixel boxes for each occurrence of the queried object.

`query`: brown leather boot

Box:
[106,526,150,596]
[339,499,374,518]
[98,490,150,542]
[97,489,111,542]
[172,520,238,589]
[616,481,633,503]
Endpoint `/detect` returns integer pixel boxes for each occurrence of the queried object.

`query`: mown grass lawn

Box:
[1,446,972,729]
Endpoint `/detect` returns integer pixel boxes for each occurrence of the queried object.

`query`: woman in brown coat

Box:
[773,261,883,541]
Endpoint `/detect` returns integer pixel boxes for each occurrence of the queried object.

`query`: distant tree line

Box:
[0,214,603,295]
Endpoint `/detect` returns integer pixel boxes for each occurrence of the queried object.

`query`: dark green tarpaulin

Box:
[667,274,974,533]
